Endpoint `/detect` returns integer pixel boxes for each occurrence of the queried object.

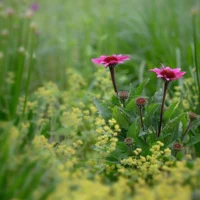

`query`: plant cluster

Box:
[0,1,200,200]
[92,55,200,160]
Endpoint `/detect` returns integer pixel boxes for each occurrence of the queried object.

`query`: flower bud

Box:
[188,112,198,121]
[6,8,14,17]
[191,7,199,16]
[0,52,4,59]
[136,97,146,107]
[118,91,129,101]
[18,46,25,54]
[25,10,34,19]
[1,29,9,37]
[173,143,182,151]
[30,22,38,32]
[124,137,133,146]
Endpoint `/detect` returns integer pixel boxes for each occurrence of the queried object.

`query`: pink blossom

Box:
[91,54,130,67]
[150,65,186,81]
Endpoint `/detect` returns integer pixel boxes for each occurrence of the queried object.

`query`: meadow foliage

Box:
[0,0,200,199]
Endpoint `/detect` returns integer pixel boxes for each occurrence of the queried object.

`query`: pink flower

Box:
[150,65,186,81]
[92,54,130,67]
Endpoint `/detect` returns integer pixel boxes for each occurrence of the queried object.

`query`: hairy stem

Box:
[157,81,169,137]
[109,66,118,94]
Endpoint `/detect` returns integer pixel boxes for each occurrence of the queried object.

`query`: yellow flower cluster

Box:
[5,71,15,85]
[172,78,198,110]
[95,118,120,155]
[120,142,174,181]
[2,120,200,200]
[92,67,113,100]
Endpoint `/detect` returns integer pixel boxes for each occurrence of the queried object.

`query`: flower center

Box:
[160,69,176,78]
[104,56,118,63]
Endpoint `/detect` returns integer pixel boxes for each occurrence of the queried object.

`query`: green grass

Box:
[33,0,199,86]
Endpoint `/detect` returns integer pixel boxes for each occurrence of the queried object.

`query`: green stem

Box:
[157,81,169,137]
[139,106,145,131]
[122,100,126,108]
[22,32,37,119]
[11,53,25,118]
[181,120,193,142]
[192,13,200,112]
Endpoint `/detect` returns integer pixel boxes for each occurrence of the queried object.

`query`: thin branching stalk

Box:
[109,66,118,94]
[22,33,36,119]
[181,120,193,141]
[157,81,169,137]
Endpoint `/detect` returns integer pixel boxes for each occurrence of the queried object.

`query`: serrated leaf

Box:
[94,98,112,120]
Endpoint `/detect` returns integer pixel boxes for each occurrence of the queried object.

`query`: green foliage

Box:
[0,4,38,120]
[94,80,200,160]
[1,0,200,199]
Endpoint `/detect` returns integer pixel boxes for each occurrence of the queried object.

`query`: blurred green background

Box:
[7,0,199,90]
[35,0,199,90]
[1,0,199,113]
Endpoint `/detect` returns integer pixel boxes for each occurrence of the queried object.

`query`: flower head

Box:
[118,91,129,101]
[30,3,39,12]
[188,112,198,121]
[150,65,186,81]
[124,137,134,146]
[136,97,147,107]
[173,143,183,151]
[92,54,130,68]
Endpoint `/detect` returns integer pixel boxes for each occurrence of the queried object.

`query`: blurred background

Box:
[1,0,200,96]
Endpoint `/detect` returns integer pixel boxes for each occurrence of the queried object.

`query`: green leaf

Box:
[138,131,148,137]
[144,103,160,131]
[163,113,186,142]
[94,98,112,120]
[163,101,180,120]
[189,117,200,130]
[111,95,121,106]
[106,142,128,162]
[127,121,139,142]
[153,88,163,103]
[187,134,200,146]
[145,103,160,123]
[113,106,130,129]
[125,99,136,111]
[128,79,149,101]
[137,138,149,151]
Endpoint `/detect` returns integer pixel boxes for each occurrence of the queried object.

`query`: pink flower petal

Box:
[92,54,130,67]
[150,64,186,81]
